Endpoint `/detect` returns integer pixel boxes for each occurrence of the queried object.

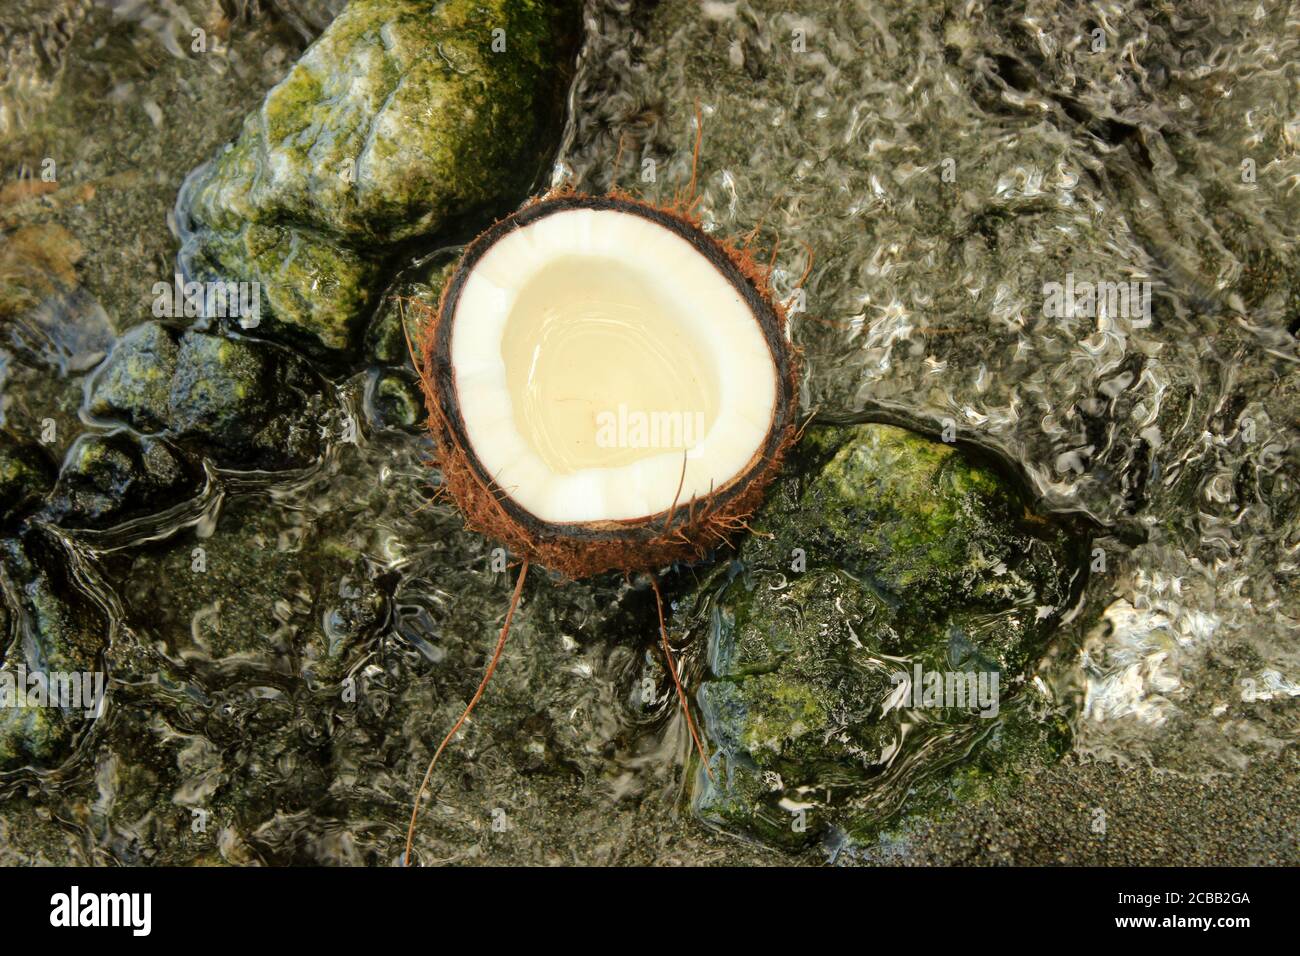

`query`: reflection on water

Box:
[561,0,1300,776]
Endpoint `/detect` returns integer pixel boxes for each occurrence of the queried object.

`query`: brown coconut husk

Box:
[407,190,801,580]
[402,183,805,864]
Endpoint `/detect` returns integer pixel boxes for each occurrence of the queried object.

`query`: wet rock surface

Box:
[680,424,1084,848]
[365,369,423,432]
[0,528,108,771]
[177,0,582,356]
[47,432,196,529]
[87,322,328,469]
[0,432,55,526]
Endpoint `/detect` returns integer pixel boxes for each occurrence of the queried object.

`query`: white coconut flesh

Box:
[449,206,779,525]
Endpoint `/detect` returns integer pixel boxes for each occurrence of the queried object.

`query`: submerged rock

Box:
[363,256,455,366]
[0,223,115,374]
[365,369,424,431]
[46,433,196,529]
[309,561,390,687]
[118,497,388,688]
[178,0,581,356]
[86,322,327,469]
[84,322,179,433]
[0,434,55,527]
[0,528,109,771]
[122,500,315,666]
[686,423,1086,849]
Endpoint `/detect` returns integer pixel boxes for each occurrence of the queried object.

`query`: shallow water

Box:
[559,0,1300,773]
[0,0,1296,864]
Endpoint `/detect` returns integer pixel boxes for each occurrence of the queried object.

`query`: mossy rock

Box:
[85,322,179,433]
[179,0,582,356]
[767,423,1081,624]
[0,528,109,771]
[686,423,1087,850]
[0,434,56,527]
[46,432,197,530]
[365,369,424,431]
[86,323,327,469]
[187,221,382,358]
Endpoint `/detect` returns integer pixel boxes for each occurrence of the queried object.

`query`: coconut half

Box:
[419,193,798,578]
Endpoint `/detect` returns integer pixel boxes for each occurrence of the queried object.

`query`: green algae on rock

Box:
[46,433,196,530]
[187,223,382,357]
[177,0,581,356]
[365,369,424,432]
[685,423,1087,850]
[84,322,178,433]
[86,322,327,471]
[0,434,56,528]
[0,528,108,771]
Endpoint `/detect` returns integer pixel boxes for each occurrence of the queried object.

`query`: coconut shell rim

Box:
[417,191,801,576]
